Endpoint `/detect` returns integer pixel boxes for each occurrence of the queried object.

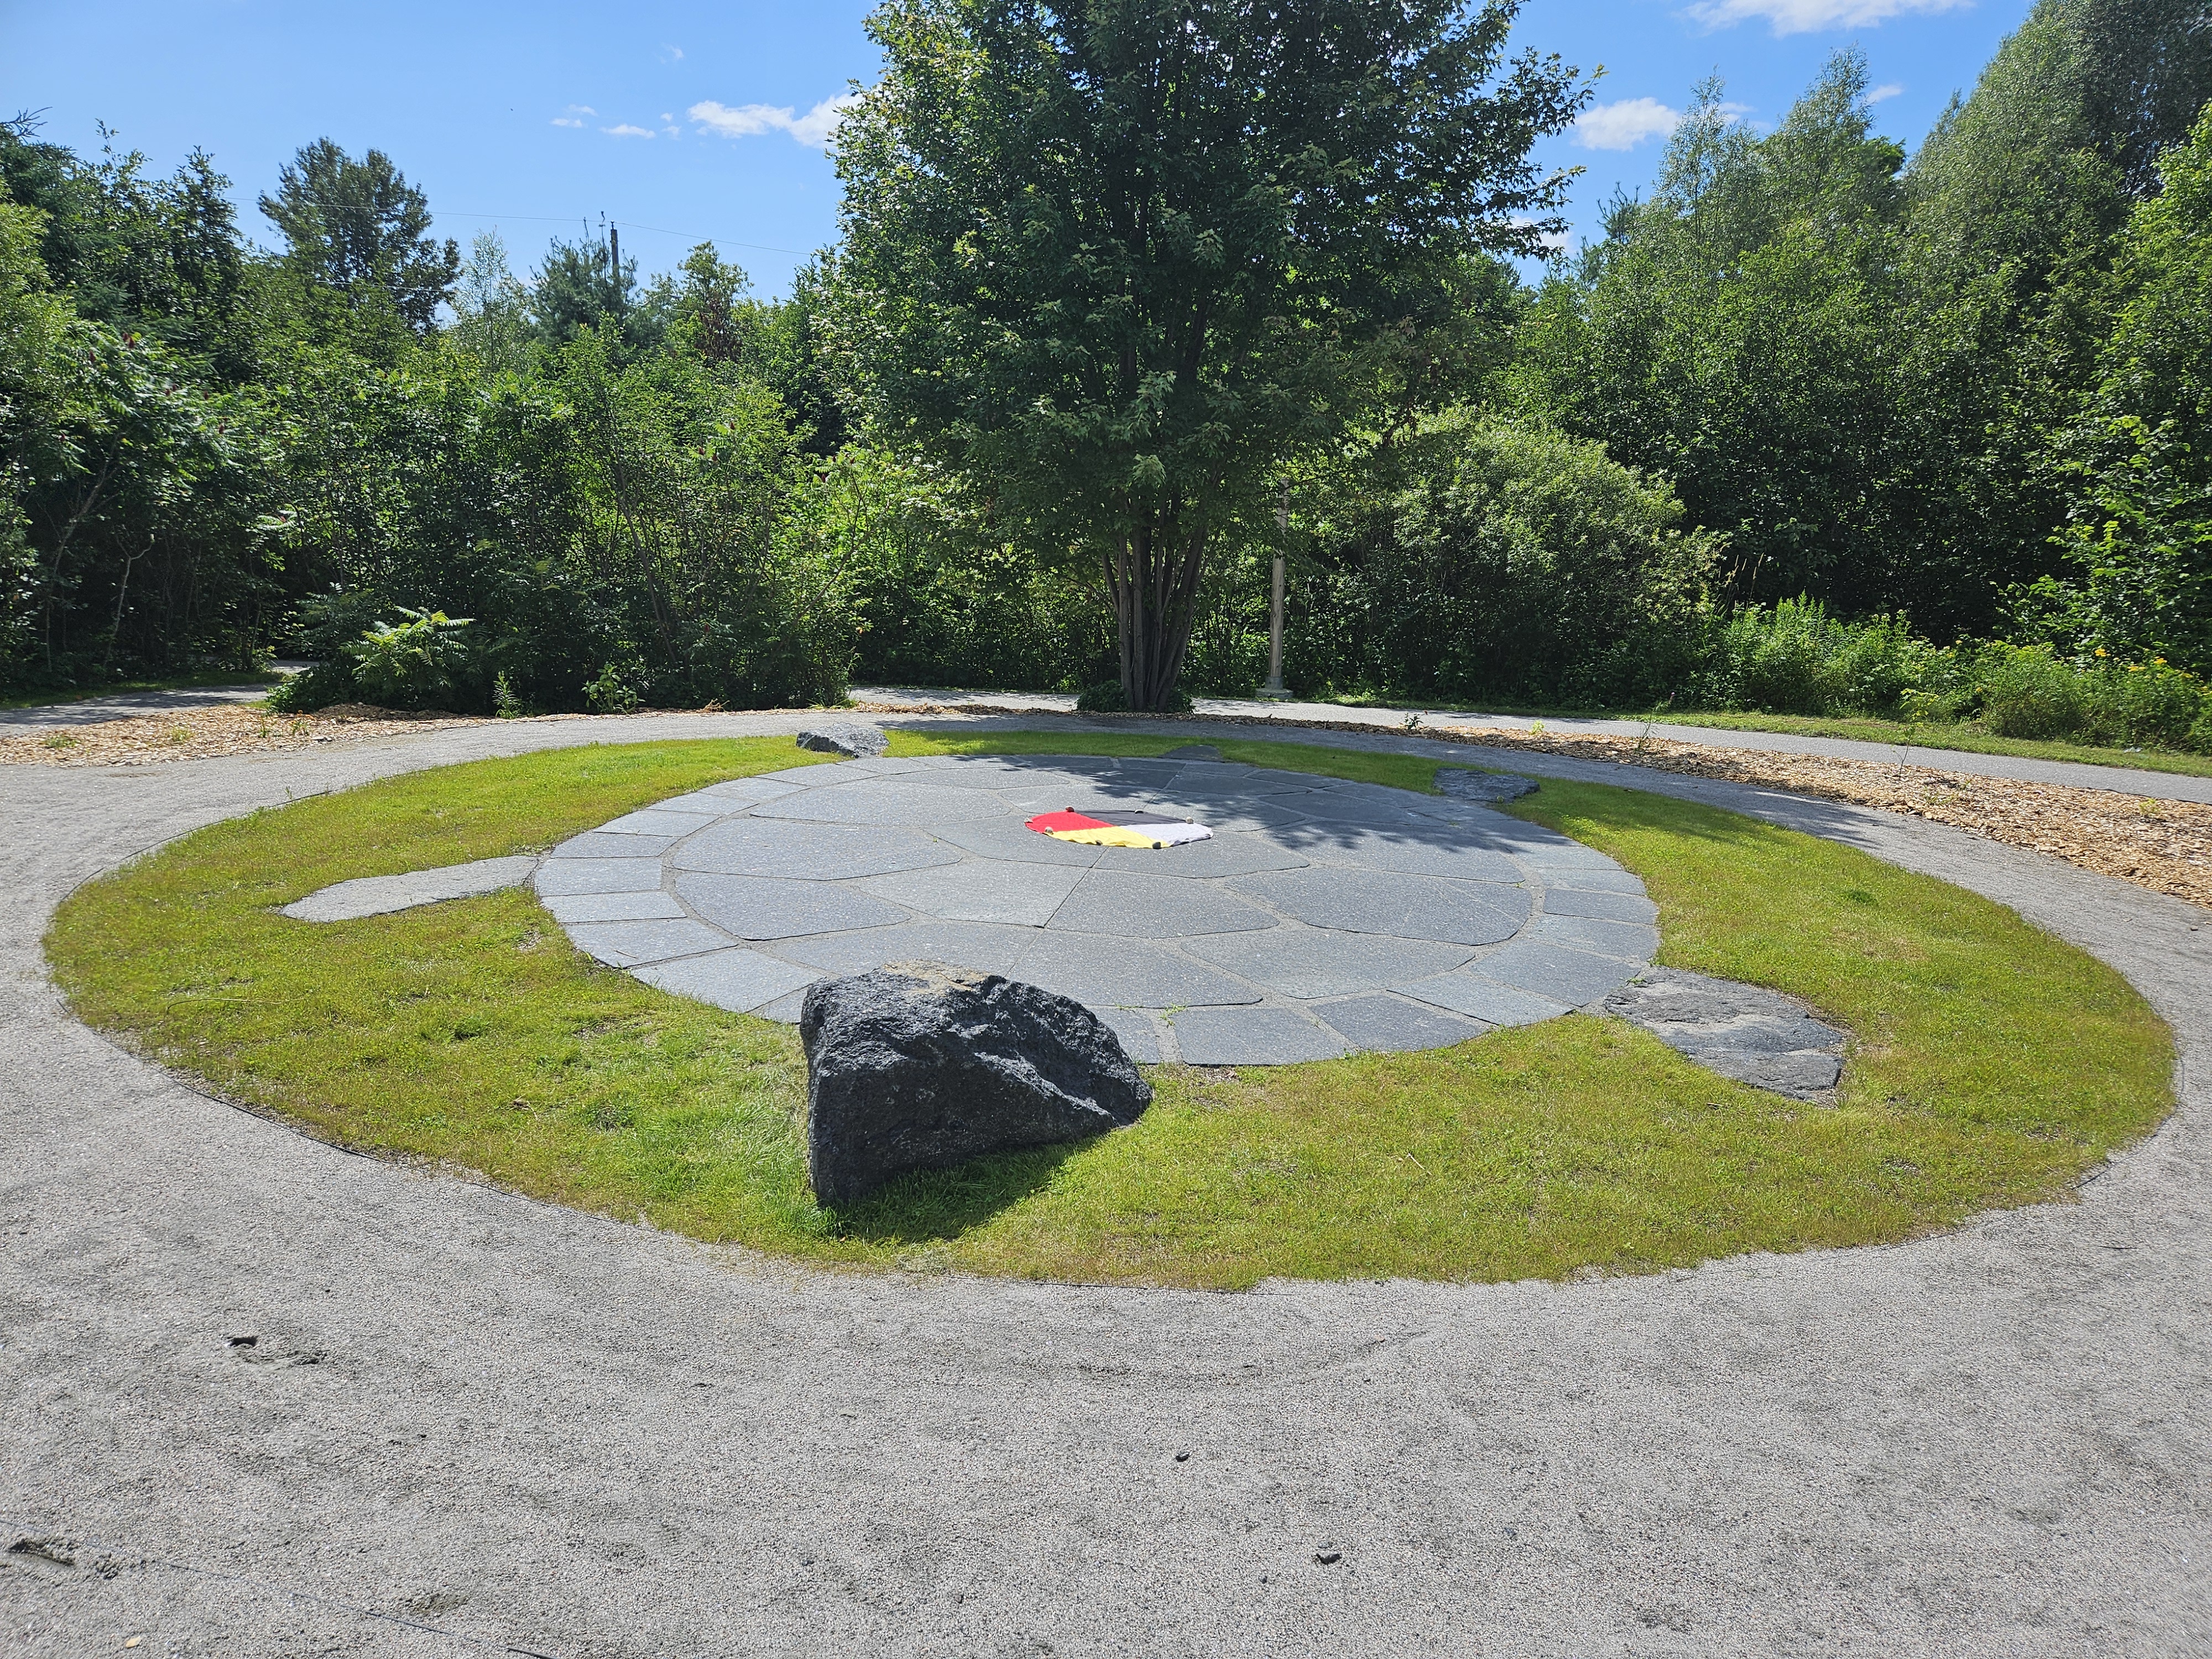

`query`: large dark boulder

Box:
[799,962,1152,1207]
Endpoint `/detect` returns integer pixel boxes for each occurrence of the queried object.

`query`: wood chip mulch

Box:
[0,703,493,768]
[857,697,2212,912]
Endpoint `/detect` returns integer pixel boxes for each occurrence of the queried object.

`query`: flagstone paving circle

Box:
[533,754,1658,1065]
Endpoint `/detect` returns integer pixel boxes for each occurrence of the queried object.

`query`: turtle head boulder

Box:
[799,962,1152,1208]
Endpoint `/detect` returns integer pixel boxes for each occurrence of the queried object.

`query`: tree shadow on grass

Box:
[826,1136,1089,1244]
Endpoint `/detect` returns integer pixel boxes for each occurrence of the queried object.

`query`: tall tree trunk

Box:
[1103,516,1208,711]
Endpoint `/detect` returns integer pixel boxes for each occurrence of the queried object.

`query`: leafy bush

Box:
[582,661,640,714]
[345,608,473,709]
[1976,643,2089,737]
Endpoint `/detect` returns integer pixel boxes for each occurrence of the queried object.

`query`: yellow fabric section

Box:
[1043,825,1168,848]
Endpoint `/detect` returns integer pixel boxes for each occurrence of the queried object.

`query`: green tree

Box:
[446,229,538,379]
[2051,102,2212,673]
[1512,58,1905,613]
[259,139,460,335]
[831,0,1588,708]
[0,116,255,382]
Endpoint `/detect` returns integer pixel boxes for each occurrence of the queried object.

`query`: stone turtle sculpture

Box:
[800,961,1152,1207]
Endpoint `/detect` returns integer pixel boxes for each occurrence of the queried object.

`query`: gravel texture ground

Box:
[4,711,2210,1657]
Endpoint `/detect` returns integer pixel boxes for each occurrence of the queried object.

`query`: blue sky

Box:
[3,0,2034,298]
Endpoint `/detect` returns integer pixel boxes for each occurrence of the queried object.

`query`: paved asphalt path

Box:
[0,681,286,732]
[857,684,2212,806]
[4,710,2209,1657]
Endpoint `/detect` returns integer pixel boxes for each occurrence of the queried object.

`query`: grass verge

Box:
[46,731,2173,1288]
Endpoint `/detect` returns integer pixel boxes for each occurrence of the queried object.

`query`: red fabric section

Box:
[1026,810,1109,833]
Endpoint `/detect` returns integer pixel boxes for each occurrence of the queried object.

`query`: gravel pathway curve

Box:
[857,683,2212,805]
[3,711,2208,1657]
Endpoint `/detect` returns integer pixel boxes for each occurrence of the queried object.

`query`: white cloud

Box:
[689,93,862,152]
[1867,82,1905,102]
[661,44,684,62]
[603,123,655,139]
[552,103,594,127]
[1683,0,1966,35]
[1575,97,1683,150]
[551,117,585,128]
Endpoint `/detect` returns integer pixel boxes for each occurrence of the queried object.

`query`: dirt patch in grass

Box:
[45,732,2174,1289]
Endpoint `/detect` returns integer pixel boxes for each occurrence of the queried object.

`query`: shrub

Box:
[2090,657,2206,748]
[345,608,474,709]
[583,661,641,714]
[1977,644,2090,738]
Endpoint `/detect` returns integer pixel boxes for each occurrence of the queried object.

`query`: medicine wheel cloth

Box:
[1025,808,1214,849]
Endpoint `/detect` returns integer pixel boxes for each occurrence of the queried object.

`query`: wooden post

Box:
[1260,482,1291,700]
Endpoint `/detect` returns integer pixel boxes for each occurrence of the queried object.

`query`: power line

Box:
[262,194,813,258]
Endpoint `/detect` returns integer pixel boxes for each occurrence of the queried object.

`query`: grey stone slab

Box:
[1313,994,1492,1053]
[691,776,805,803]
[766,921,1037,980]
[633,948,819,1014]
[1229,868,1527,947]
[540,890,686,925]
[671,819,959,880]
[1182,926,1472,1000]
[675,874,909,941]
[594,808,719,837]
[753,987,812,1023]
[1528,914,1660,962]
[1535,867,1649,898]
[837,756,932,775]
[898,761,1042,786]
[1434,768,1538,804]
[1199,801,1319,833]
[545,831,679,860]
[1539,886,1658,923]
[532,858,669,898]
[1469,939,1642,1008]
[1297,828,1525,885]
[1517,844,1626,873]
[1391,972,1571,1027]
[1277,796,1444,830]
[1168,1007,1346,1066]
[1048,872,1277,938]
[565,918,734,968]
[1715,1050,1844,1094]
[1600,967,1846,1100]
[648,789,774,817]
[855,859,1085,926]
[1008,935,1262,1010]
[1458,822,1596,861]
[923,819,1105,869]
[1092,1006,1163,1065]
[1088,831,1310,880]
[282,855,538,922]
[753,781,1015,825]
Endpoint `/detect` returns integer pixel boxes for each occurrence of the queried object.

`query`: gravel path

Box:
[0,679,294,732]
[4,711,2209,1657]
[855,683,2212,805]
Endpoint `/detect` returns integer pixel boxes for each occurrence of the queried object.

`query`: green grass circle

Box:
[45,732,2174,1289]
